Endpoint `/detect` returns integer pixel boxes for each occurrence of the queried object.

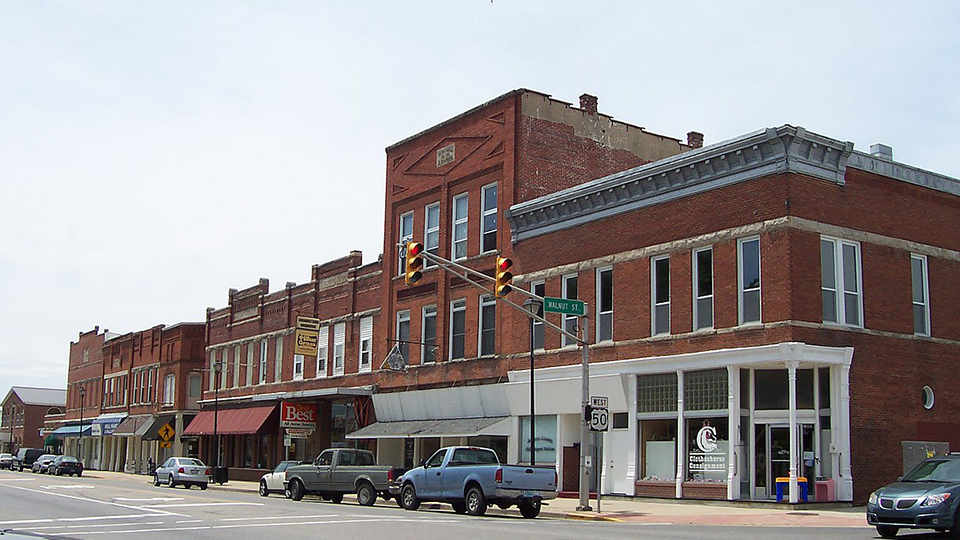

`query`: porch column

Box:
[675,370,684,499]
[727,366,740,500]
[837,363,853,500]
[626,374,638,496]
[787,361,799,503]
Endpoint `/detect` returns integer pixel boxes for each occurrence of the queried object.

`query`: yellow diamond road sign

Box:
[158,423,175,441]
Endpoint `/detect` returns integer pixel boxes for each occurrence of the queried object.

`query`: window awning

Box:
[182,405,277,436]
[346,416,511,439]
[113,414,152,436]
[50,424,93,437]
[140,414,177,441]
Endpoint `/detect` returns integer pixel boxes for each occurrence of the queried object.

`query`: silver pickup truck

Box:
[284,448,400,505]
[393,446,557,518]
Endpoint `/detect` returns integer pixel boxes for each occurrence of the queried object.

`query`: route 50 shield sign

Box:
[590,407,609,432]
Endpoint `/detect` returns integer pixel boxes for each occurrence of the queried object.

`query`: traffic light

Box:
[495,256,513,297]
[404,241,424,285]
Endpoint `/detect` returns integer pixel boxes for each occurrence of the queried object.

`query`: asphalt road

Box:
[0,469,887,540]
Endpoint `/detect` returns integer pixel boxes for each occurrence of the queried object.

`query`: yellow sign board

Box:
[157,423,175,441]
[159,441,172,449]
[295,329,319,356]
[296,316,321,332]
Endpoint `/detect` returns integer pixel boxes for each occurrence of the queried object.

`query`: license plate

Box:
[190,469,198,474]
[522,491,540,498]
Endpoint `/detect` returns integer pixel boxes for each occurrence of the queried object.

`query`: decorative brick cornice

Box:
[506,125,856,243]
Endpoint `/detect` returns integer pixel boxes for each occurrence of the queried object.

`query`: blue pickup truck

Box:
[393,446,557,518]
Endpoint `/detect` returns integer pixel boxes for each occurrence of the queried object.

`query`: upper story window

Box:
[233,346,241,388]
[398,211,414,275]
[220,347,229,389]
[820,237,862,327]
[597,267,613,342]
[163,374,175,406]
[396,311,410,364]
[316,327,329,377]
[274,337,284,382]
[450,299,466,360]
[422,306,437,364]
[333,323,346,376]
[424,203,440,267]
[693,247,714,330]
[738,237,761,325]
[82,348,89,363]
[259,340,268,384]
[481,184,497,253]
[188,374,201,399]
[562,274,579,347]
[531,282,545,350]
[209,350,217,391]
[246,342,254,386]
[293,353,304,380]
[452,193,469,261]
[359,316,373,372]
[652,255,671,335]
[911,254,930,336]
[479,295,496,356]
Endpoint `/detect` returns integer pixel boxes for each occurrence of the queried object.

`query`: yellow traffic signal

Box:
[405,241,424,285]
[495,256,513,297]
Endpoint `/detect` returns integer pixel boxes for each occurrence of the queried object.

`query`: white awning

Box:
[347,416,511,439]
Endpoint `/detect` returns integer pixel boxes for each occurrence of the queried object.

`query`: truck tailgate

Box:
[499,465,556,493]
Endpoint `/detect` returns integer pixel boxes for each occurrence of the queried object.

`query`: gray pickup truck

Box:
[284,448,399,505]
[393,446,557,518]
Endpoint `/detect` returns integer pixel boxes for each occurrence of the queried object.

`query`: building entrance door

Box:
[754,423,815,499]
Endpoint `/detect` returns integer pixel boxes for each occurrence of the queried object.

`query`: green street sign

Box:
[543,297,586,316]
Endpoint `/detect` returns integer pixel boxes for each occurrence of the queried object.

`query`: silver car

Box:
[0,453,13,470]
[154,457,210,490]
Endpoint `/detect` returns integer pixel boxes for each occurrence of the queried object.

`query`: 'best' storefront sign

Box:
[280,402,318,430]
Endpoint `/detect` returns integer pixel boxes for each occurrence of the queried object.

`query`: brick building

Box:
[349,92,960,504]
[1,387,66,453]
[61,324,205,471]
[190,252,381,481]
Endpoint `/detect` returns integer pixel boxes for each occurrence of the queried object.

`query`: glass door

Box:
[754,423,816,499]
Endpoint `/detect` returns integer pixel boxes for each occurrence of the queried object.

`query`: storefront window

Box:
[519,415,557,464]
[686,417,728,482]
[640,419,676,481]
[330,400,357,446]
[755,369,815,410]
[638,373,677,413]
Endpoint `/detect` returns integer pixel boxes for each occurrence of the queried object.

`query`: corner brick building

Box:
[1,387,66,453]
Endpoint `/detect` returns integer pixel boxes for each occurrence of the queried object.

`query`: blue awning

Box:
[51,424,93,437]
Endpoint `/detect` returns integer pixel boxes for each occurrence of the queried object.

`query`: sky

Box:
[1,1,958,398]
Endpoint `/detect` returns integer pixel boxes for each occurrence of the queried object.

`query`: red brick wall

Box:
[67,328,106,421]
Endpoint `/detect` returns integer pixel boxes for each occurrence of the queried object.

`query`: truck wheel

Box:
[401,484,420,511]
[356,483,376,506]
[465,486,487,516]
[519,499,541,519]
[452,501,467,514]
[259,480,269,497]
[876,525,899,538]
[289,479,305,501]
[329,493,343,504]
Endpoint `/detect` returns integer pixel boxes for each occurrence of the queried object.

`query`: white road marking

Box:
[112,497,184,502]
[42,484,95,490]
[64,517,461,535]
[218,515,337,521]
[139,502,264,508]
[175,520,204,523]
[25,521,166,531]
[0,478,36,482]
[0,482,185,517]
[0,514,155,526]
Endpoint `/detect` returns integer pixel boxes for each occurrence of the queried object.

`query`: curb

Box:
[564,512,623,522]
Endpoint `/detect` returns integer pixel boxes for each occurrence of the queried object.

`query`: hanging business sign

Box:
[280,402,318,430]
[295,317,321,356]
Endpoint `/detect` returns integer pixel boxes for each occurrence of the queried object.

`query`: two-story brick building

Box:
[348,92,960,504]
[1,387,66,453]
[189,252,381,481]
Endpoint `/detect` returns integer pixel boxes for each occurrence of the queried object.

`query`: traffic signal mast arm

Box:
[396,242,585,345]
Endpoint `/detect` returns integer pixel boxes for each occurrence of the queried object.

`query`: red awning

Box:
[182,405,276,436]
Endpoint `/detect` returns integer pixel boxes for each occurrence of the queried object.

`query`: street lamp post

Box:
[214,361,220,470]
[523,298,543,467]
[78,387,86,467]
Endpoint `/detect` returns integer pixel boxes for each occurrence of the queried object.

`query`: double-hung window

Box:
[396,311,410,364]
[738,237,761,325]
[333,323,345,376]
[820,237,862,327]
[911,254,930,336]
[274,337,283,382]
[422,306,437,364]
[651,256,670,335]
[597,268,613,342]
[259,340,268,384]
[163,374,175,406]
[562,274,578,347]
[424,203,440,267]
[450,299,466,360]
[481,184,497,253]
[452,193,469,261]
[531,282,545,350]
[293,353,304,380]
[359,316,373,372]
[246,342,254,386]
[316,326,329,377]
[693,247,714,330]
[479,295,496,356]
[399,211,414,274]
[220,348,228,389]
[233,346,240,388]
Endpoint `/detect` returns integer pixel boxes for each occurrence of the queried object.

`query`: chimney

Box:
[285,281,296,289]
[870,143,893,160]
[687,131,704,149]
[579,93,598,115]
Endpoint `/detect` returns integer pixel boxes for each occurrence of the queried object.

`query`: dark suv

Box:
[867,453,960,538]
[13,448,44,472]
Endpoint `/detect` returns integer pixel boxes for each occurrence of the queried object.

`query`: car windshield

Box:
[59,456,79,463]
[903,459,960,482]
[179,459,205,467]
[0,454,11,459]
[273,462,294,473]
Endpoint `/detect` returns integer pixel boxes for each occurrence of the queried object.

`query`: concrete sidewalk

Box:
[91,470,870,528]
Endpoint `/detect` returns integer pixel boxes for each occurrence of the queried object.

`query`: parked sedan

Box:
[154,457,210,489]
[867,453,960,538]
[0,453,14,470]
[32,454,58,474]
[259,460,299,497]
[48,456,83,477]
